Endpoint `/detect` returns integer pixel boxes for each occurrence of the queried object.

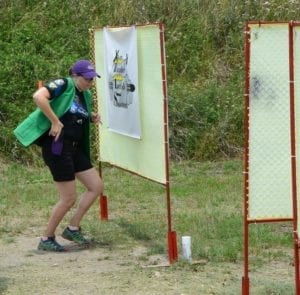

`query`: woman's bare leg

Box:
[68,167,103,228]
[43,180,77,238]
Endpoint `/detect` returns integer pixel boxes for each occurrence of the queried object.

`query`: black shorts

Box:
[42,138,93,182]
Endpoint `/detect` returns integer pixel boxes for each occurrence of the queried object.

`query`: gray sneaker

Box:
[62,227,91,245]
[38,237,66,252]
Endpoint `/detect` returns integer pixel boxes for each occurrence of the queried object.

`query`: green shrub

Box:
[2,0,300,162]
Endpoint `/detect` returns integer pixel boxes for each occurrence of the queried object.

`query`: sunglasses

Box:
[79,74,94,82]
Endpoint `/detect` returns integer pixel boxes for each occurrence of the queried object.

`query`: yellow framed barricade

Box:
[89,23,178,264]
[243,21,300,294]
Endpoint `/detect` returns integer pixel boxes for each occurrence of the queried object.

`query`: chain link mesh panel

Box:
[248,23,292,219]
[294,25,300,230]
[89,27,100,162]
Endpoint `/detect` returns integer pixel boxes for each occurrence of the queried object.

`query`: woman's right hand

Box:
[49,120,64,141]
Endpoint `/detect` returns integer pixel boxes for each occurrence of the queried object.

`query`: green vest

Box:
[13,77,92,158]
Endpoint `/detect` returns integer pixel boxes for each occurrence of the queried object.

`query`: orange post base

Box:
[99,195,108,221]
[168,231,178,264]
[242,277,249,295]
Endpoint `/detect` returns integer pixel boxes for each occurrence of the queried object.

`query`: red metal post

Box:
[100,195,108,221]
[159,22,178,263]
[288,21,300,295]
[242,22,251,295]
[168,230,178,264]
[98,162,108,221]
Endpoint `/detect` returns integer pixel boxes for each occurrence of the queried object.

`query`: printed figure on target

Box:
[108,50,136,108]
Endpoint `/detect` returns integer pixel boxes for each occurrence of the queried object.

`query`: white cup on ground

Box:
[182,236,192,263]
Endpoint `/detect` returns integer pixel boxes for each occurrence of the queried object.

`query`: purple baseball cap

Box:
[71,59,101,79]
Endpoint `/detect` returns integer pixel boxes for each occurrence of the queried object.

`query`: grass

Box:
[0,158,294,262]
[0,158,296,293]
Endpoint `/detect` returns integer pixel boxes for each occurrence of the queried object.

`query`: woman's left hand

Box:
[91,112,102,124]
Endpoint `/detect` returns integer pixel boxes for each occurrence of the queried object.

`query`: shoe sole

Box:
[37,246,66,252]
[38,243,66,252]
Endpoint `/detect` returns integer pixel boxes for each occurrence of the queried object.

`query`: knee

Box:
[62,194,77,209]
[95,179,104,197]
[91,179,104,199]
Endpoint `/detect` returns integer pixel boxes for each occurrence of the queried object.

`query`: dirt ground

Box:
[0,231,296,295]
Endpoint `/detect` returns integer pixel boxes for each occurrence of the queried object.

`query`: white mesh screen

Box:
[294,26,300,229]
[248,23,292,219]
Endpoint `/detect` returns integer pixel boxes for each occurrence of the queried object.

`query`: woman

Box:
[14,60,104,252]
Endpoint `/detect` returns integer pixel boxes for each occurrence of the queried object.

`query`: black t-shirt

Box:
[45,78,89,141]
